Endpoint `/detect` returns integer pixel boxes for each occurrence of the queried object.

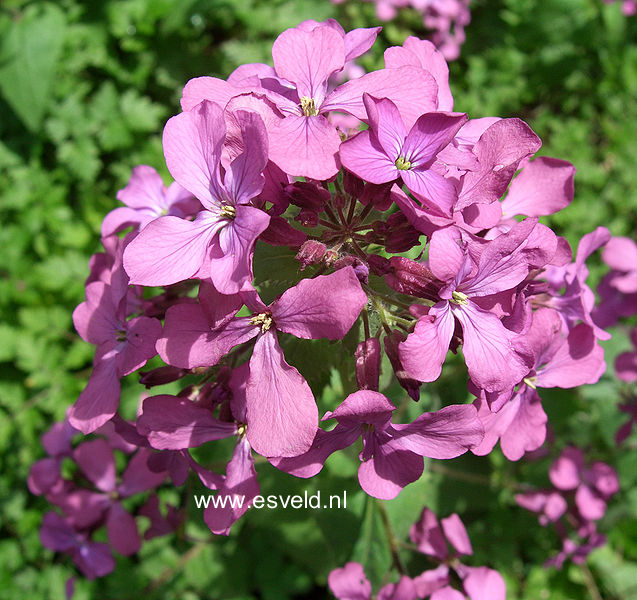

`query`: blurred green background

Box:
[1,0,637,598]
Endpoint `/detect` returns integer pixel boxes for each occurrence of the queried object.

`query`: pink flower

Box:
[340,94,467,215]
[123,101,271,294]
[157,268,368,457]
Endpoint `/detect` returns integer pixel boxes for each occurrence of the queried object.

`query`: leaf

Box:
[252,241,302,305]
[350,496,393,589]
[0,4,66,132]
[278,335,337,396]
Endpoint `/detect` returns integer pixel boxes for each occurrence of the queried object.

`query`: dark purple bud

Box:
[334,256,369,285]
[296,209,319,228]
[139,366,188,388]
[368,253,391,276]
[333,194,346,210]
[355,338,381,391]
[260,215,307,247]
[384,212,422,253]
[296,240,327,270]
[285,181,330,211]
[384,330,422,401]
[343,170,365,199]
[385,257,440,300]
[360,182,393,211]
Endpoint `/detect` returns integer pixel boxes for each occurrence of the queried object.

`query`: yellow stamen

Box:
[300,96,319,117]
[395,156,412,170]
[523,377,537,389]
[250,312,273,333]
[451,291,468,305]
[220,205,236,219]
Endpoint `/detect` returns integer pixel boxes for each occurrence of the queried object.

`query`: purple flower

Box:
[409,507,507,600]
[549,447,619,521]
[181,22,440,180]
[471,307,605,460]
[123,101,271,294]
[69,237,161,433]
[340,94,467,215]
[273,390,482,499]
[400,220,553,393]
[328,562,417,600]
[101,165,199,238]
[40,512,115,580]
[157,268,367,457]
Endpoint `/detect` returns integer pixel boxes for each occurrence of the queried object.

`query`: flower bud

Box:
[260,215,307,247]
[285,181,330,211]
[385,257,440,300]
[360,182,393,210]
[343,170,365,199]
[384,212,422,253]
[296,240,327,270]
[334,256,369,284]
[384,330,421,401]
[367,253,391,276]
[355,338,381,391]
[139,366,188,388]
[296,209,319,228]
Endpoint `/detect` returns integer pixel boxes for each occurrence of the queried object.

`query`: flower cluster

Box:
[516,447,619,569]
[31,18,625,587]
[332,0,472,59]
[328,506,506,599]
[29,415,181,579]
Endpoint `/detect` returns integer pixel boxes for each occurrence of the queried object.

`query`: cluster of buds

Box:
[30,18,629,587]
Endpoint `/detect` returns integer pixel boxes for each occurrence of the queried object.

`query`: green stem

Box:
[376,499,406,575]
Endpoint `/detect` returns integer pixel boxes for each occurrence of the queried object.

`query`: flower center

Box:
[115,328,127,342]
[450,291,468,305]
[523,376,538,389]
[250,312,273,333]
[395,156,412,170]
[300,96,319,117]
[220,205,236,219]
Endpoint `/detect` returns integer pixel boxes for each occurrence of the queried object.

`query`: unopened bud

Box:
[296,209,319,228]
[384,212,422,253]
[286,181,330,211]
[384,330,421,401]
[260,215,307,248]
[367,253,391,276]
[385,257,440,300]
[334,256,369,284]
[360,182,393,211]
[343,171,365,199]
[355,338,381,391]
[296,240,327,270]
[139,366,188,388]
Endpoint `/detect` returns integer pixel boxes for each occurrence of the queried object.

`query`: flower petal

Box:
[246,330,318,457]
[272,25,345,103]
[272,267,367,340]
[138,395,238,450]
[123,213,221,287]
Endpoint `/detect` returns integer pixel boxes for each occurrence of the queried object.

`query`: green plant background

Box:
[1,0,636,598]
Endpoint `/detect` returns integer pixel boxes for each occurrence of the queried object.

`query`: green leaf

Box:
[0,3,66,132]
[350,496,393,589]
[252,242,302,305]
